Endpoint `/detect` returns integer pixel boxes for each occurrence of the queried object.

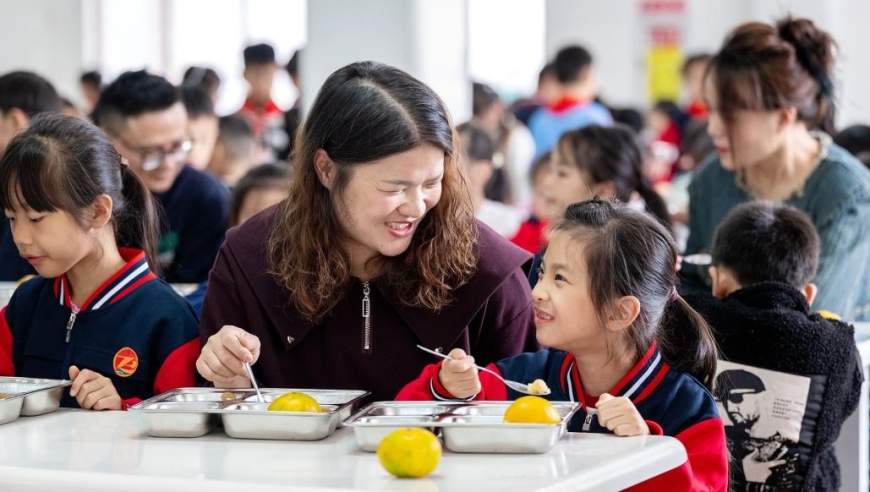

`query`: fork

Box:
[416,345,550,396]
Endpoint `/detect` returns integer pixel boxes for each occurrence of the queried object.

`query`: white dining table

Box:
[837,321,870,492]
[3,282,867,489]
[0,409,686,492]
[0,281,15,308]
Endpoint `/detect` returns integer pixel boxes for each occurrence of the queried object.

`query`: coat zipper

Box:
[582,408,597,431]
[361,281,372,354]
[64,308,78,343]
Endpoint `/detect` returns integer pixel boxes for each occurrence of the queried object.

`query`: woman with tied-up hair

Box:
[683,17,870,321]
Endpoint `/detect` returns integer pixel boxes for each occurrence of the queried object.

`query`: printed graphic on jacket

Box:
[714,360,824,491]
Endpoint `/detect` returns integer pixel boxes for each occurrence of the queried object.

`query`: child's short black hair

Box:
[180,85,215,119]
[285,50,301,78]
[80,71,102,89]
[231,162,289,226]
[0,71,62,118]
[182,66,220,95]
[711,201,820,288]
[471,82,499,118]
[611,107,643,134]
[538,63,555,83]
[834,124,870,167]
[93,70,179,133]
[457,123,494,163]
[244,43,276,66]
[553,45,593,84]
[681,120,715,168]
[218,114,254,161]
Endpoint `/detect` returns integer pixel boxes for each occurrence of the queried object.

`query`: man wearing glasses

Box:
[94,71,229,284]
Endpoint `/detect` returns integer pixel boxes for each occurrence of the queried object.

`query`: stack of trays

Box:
[0,377,72,425]
[128,388,369,440]
[344,401,581,453]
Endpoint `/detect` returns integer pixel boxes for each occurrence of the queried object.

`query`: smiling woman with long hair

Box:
[196,61,539,401]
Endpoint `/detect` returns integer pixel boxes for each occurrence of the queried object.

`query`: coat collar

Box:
[54,248,155,312]
[723,281,811,314]
[559,342,670,408]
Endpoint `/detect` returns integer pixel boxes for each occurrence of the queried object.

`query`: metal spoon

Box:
[416,345,550,396]
[682,253,712,266]
[243,361,265,403]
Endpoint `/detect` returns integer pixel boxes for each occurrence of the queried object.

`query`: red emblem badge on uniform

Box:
[113,347,139,377]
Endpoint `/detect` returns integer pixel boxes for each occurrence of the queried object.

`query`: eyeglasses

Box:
[114,135,193,172]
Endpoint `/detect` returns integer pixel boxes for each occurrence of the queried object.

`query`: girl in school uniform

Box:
[0,114,199,410]
[528,124,672,289]
[398,198,728,491]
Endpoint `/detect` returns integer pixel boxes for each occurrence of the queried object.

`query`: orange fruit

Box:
[503,396,561,424]
[378,428,442,478]
[266,392,322,412]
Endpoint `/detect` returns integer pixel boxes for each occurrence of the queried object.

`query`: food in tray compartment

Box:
[817,309,842,320]
[526,379,550,395]
[378,428,442,478]
[219,391,237,401]
[0,393,9,399]
[266,392,322,412]
[503,396,561,424]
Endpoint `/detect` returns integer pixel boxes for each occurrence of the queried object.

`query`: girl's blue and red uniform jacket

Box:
[0,248,200,409]
[397,342,728,491]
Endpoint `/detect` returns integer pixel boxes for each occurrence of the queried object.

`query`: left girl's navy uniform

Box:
[398,342,728,491]
[0,248,200,409]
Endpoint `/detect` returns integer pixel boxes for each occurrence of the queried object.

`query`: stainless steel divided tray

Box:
[128,387,369,440]
[0,377,72,425]
[344,401,581,454]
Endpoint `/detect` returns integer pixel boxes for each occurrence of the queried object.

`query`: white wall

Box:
[304,0,470,122]
[0,0,83,105]
[413,0,469,122]
[468,0,547,101]
[683,0,749,54]
[303,0,416,111]
[545,0,640,108]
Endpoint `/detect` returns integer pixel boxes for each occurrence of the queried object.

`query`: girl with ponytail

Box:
[526,123,670,289]
[683,16,870,321]
[399,198,728,491]
[541,123,671,229]
[0,114,199,411]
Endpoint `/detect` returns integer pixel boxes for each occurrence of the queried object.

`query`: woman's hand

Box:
[196,325,261,388]
[595,393,650,436]
[68,366,122,410]
[437,348,481,399]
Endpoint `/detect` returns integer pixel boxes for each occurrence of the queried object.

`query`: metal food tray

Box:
[344,401,581,454]
[0,377,72,425]
[128,388,369,440]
